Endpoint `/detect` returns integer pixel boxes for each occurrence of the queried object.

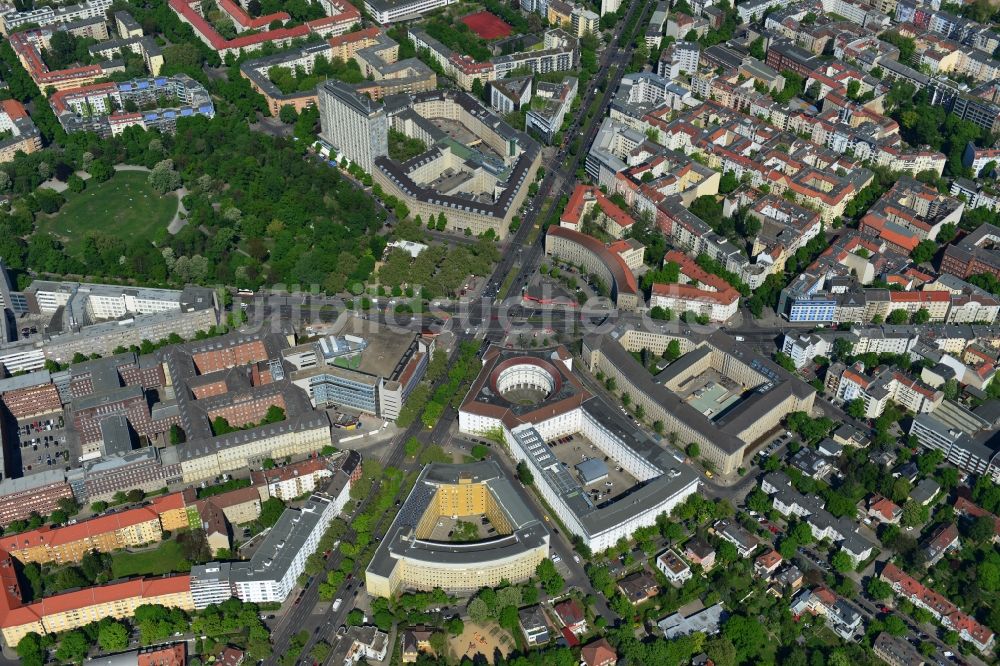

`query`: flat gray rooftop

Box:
[367,460,548,580]
[511,396,699,538]
[335,316,418,379]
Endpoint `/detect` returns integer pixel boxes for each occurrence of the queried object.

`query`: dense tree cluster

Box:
[41,31,98,70]
[388,128,429,162]
[377,240,499,298]
[0,116,386,291]
[424,14,491,62]
[192,598,272,660]
[267,56,363,94]
[885,84,987,177]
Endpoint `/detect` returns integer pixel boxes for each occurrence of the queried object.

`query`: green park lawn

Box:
[111,539,189,579]
[37,171,177,257]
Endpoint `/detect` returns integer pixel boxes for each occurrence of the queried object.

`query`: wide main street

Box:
[264,10,660,662]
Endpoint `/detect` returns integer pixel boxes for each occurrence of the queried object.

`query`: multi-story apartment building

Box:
[881,563,995,653]
[364,0,455,23]
[0,100,42,163]
[941,223,1000,280]
[457,346,700,553]
[8,29,111,92]
[762,473,874,565]
[188,489,352,609]
[0,560,193,646]
[1,0,113,34]
[250,458,334,501]
[366,461,550,597]
[0,493,188,565]
[229,494,339,603]
[170,0,359,57]
[829,362,942,417]
[367,89,540,239]
[648,250,740,323]
[0,472,75,527]
[0,282,219,364]
[407,28,576,91]
[781,333,833,370]
[50,75,214,137]
[176,414,331,483]
[526,77,578,143]
[544,227,642,311]
[285,320,431,420]
[909,409,1000,482]
[241,30,435,116]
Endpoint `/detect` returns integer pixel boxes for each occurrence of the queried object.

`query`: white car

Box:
[572,555,580,563]
[551,554,561,563]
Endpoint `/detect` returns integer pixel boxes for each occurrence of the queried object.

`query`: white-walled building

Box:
[317,80,388,173]
[251,458,335,501]
[781,333,834,370]
[189,460,356,608]
[459,347,700,553]
[231,494,340,603]
[656,548,692,585]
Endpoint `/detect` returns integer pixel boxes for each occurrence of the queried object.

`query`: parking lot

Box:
[752,429,793,463]
[546,432,639,505]
[15,415,72,476]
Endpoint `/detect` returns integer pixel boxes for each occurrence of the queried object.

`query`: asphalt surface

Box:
[263,9,661,662]
[265,329,478,665]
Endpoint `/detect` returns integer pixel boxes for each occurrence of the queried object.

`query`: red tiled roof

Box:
[889,290,950,303]
[217,646,246,666]
[581,638,617,666]
[842,367,871,389]
[254,459,329,485]
[560,184,634,230]
[813,586,837,607]
[651,283,738,306]
[881,563,994,647]
[217,0,288,29]
[194,485,261,512]
[138,643,186,666]
[860,214,920,252]
[927,523,959,551]
[0,99,29,121]
[150,492,187,513]
[554,598,584,625]
[756,549,783,570]
[954,497,1000,536]
[169,0,356,52]
[328,26,379,47]
[1,564,190,630]
[870,496,900,521]
[891,372,938,400]
[547,226,638,296]
[0,492,185,552]
[49,82,120,113]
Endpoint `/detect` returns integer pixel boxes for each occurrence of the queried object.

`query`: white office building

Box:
[317,81,388,174]
[459,348,699,553]
[363,0,455,23]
